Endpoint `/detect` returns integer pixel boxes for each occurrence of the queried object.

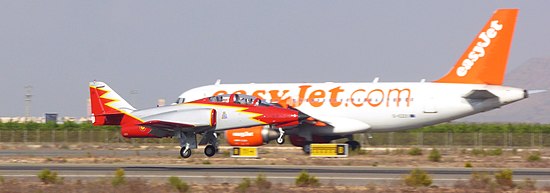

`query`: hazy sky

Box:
[1,1,549,117]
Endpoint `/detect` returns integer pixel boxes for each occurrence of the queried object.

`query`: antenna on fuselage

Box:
[373,77,379,83]
[214,79,221,85]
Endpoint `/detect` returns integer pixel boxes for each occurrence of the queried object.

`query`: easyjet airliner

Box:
[176,9,540,153]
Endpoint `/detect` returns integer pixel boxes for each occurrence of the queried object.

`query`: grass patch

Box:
[403,168,432,187]
[467,172,497,190]
[408,147,422,156]
[428,148,441,162]
[526,152,541,162]
[168,176,190,193]
[254,173,271,190]
[236,178,251,193]
[494,169,514,188]
[295,170,320,187]
[37,169,62,184]
[112,168,125,186]
[487,148,503,156]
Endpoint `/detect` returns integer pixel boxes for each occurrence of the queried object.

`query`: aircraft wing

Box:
[139,108,216,133]
[139,120,197,129]
[303,114,371,133]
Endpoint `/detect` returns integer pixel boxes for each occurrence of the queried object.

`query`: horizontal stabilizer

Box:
[463,90,497,100]
[527,90,547,95]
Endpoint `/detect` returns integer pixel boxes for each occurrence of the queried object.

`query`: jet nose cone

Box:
[297,111,309,121]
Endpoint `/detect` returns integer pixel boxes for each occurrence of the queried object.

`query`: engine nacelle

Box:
[225,126,280,146]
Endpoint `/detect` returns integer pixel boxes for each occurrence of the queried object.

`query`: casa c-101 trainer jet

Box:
[89,81,308,158]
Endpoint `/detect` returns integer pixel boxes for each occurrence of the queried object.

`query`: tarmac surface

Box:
[2,164,550,186]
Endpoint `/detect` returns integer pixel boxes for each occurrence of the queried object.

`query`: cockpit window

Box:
[208,94,269,106]
[175,98,185,104]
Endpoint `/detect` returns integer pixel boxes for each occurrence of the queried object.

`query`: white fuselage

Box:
[131,103,267,132]
[177,82,526,136]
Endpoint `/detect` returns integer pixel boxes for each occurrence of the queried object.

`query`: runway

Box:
[1,164,550,186]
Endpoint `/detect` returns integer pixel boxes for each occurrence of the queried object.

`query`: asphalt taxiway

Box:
[1,164,550,186]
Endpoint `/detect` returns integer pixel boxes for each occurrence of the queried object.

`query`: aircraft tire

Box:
[204,145,216,157]
[276,137,285,145]
[302,142,311,154]
[346,140,361,151]
[180,147,192,158]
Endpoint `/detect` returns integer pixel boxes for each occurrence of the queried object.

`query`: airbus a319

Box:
[176,9,543,153]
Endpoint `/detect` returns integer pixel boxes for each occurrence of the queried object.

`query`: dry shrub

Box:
[37,169,62,184]
[112,168,125,186]
[527,151,541,162]
[428,148,441,162]
[295,170,320,187]
[494,169,514,188]
[168,176,190,193]
[408,147,423,156]
[403,168,432,187]
[236,178,251,193]
[254,173,272,190]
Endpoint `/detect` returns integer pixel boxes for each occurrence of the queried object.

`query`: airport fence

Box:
[0,129,549,148]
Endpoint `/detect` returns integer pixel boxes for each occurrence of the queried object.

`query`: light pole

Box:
[24,85,32,122]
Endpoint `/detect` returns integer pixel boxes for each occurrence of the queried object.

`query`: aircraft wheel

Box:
[204,145,216,157]
[276,137,285,145]
[180,147,192,158]
[302,142,311,154]
[346,140,361,151]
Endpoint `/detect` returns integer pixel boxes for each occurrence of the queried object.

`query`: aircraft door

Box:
[422,86,438,114]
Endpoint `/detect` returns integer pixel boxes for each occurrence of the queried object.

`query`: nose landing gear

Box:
[180,146,192,158]
[276,127,285,144]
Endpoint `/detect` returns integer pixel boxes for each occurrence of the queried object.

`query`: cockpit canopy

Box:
[177,94,272,106]
[207,94,271,106]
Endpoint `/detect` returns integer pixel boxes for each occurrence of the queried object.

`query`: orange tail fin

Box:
[435,9,518,85]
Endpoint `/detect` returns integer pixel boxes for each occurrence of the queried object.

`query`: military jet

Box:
[89,81,308,158]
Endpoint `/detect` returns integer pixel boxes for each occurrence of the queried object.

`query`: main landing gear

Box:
[178,131,219,158]
[346,135,361,151]
[302,142,312,154]
[180,145,192,158]
[204,144,217,157]
[345,140,361,151]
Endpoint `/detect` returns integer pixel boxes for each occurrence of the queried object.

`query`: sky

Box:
[1,1,549,118]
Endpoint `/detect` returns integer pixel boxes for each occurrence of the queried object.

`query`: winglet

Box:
[435,9,519,85]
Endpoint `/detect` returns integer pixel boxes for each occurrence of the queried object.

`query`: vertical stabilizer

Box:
[89,81,137,125]
[435,9,518,85]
